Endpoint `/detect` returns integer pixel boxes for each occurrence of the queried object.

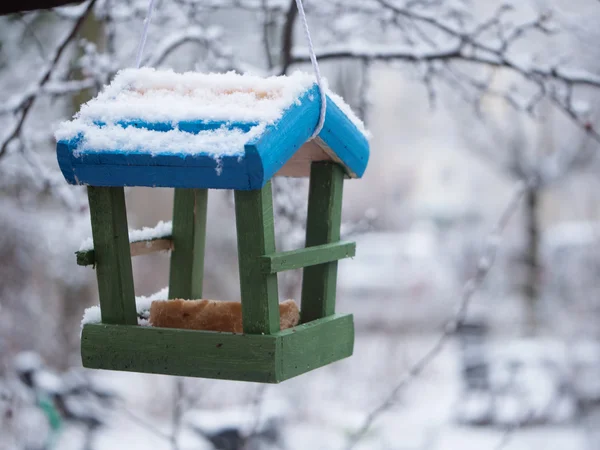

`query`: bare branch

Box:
[344,181,528,450]
[0,0,96,159]
[260,0,275,70]
[280,0,299,74]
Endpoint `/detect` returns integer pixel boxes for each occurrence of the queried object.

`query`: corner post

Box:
[87,186,137,325]
[300,162,345,323]
[234,181,280,334]
[169,188,208,299]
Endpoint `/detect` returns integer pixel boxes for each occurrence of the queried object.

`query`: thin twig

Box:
[0,0,96,159]
[344,181,528,450]
[280,0,299,74]
[170,378,185,450]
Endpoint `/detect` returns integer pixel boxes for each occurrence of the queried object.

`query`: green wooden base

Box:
[81,314,354,383]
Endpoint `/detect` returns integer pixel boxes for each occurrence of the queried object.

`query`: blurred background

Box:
[3,0,600,449]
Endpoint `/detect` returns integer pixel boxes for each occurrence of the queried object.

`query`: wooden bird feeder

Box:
[56,69,370,383]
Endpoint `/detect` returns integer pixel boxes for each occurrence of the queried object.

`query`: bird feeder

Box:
[56,68,370,383]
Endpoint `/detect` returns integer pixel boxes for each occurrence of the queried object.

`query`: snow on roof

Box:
[54,68,369,148]
[58,120,265,158]
[73,68,316,125]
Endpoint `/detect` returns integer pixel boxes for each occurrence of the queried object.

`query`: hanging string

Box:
[135,0,156,68]
[294,0,326,139]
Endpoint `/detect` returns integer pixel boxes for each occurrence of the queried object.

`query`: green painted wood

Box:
[76,249,96,267]
[80,314,354,382]
[191,189,208,298]
[275,314,354,380]
[87,187,137,325]
[261,241,356,274]
[75,234,173,267]
[81,323,279,382]
[169,189,208,300]
[300,162,345,323]
[234,181,280,335]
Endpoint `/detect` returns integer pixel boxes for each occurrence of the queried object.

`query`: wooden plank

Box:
[76,236,173,267]
[234,181,280,334]
[275,141,332,178]
[275,314,354,381]
[260,241,356,274]
[191,189,208,299]
[300,162,345,323]
[87,187,137,325]
[81,314,354,383]
[81,324,279,383]
[167,188,207,299]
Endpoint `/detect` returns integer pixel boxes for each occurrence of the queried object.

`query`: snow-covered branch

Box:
[0,0,96,159]
[287,1,600,143]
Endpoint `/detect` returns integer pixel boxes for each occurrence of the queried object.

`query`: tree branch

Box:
[0,0,96,159]
[344,181,528,450]
[0,0,83,15]
[280,0,298,75]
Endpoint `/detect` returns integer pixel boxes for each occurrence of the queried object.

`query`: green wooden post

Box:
[300,162,345,323]
[191,189,208,298]
[234,181,280,334]
[87,187,137,325]
[169,188,208,299]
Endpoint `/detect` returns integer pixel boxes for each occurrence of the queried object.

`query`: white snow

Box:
[58,121,266,157]
[78,220,173,251]
[81,287,168,326]
[75,68,317,125]
[54,68,370,152]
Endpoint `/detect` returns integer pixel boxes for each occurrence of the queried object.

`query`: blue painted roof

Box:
[56,74,370,190]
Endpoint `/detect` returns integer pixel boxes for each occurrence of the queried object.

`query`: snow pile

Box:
[81,287,168,327]
[60,122,266,158]
[79,220,172,251]
[74,68,317,125]
[54,68,369,156]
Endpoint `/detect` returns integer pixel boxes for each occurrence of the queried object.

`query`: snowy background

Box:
[3,0,600,449]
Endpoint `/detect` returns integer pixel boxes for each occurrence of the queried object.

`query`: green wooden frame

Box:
[81,161,355,383]
[82,314,353,383]
[260,241,355,274]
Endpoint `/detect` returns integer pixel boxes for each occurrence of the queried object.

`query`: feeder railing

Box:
[260,241,355,274]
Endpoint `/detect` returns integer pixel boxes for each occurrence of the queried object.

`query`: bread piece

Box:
[149,299,299,333]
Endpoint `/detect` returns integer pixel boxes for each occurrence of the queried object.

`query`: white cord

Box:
[135,0,156,68]
[294,0,326,139]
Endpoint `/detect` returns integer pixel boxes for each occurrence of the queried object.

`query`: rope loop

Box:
[294,0,326,139]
